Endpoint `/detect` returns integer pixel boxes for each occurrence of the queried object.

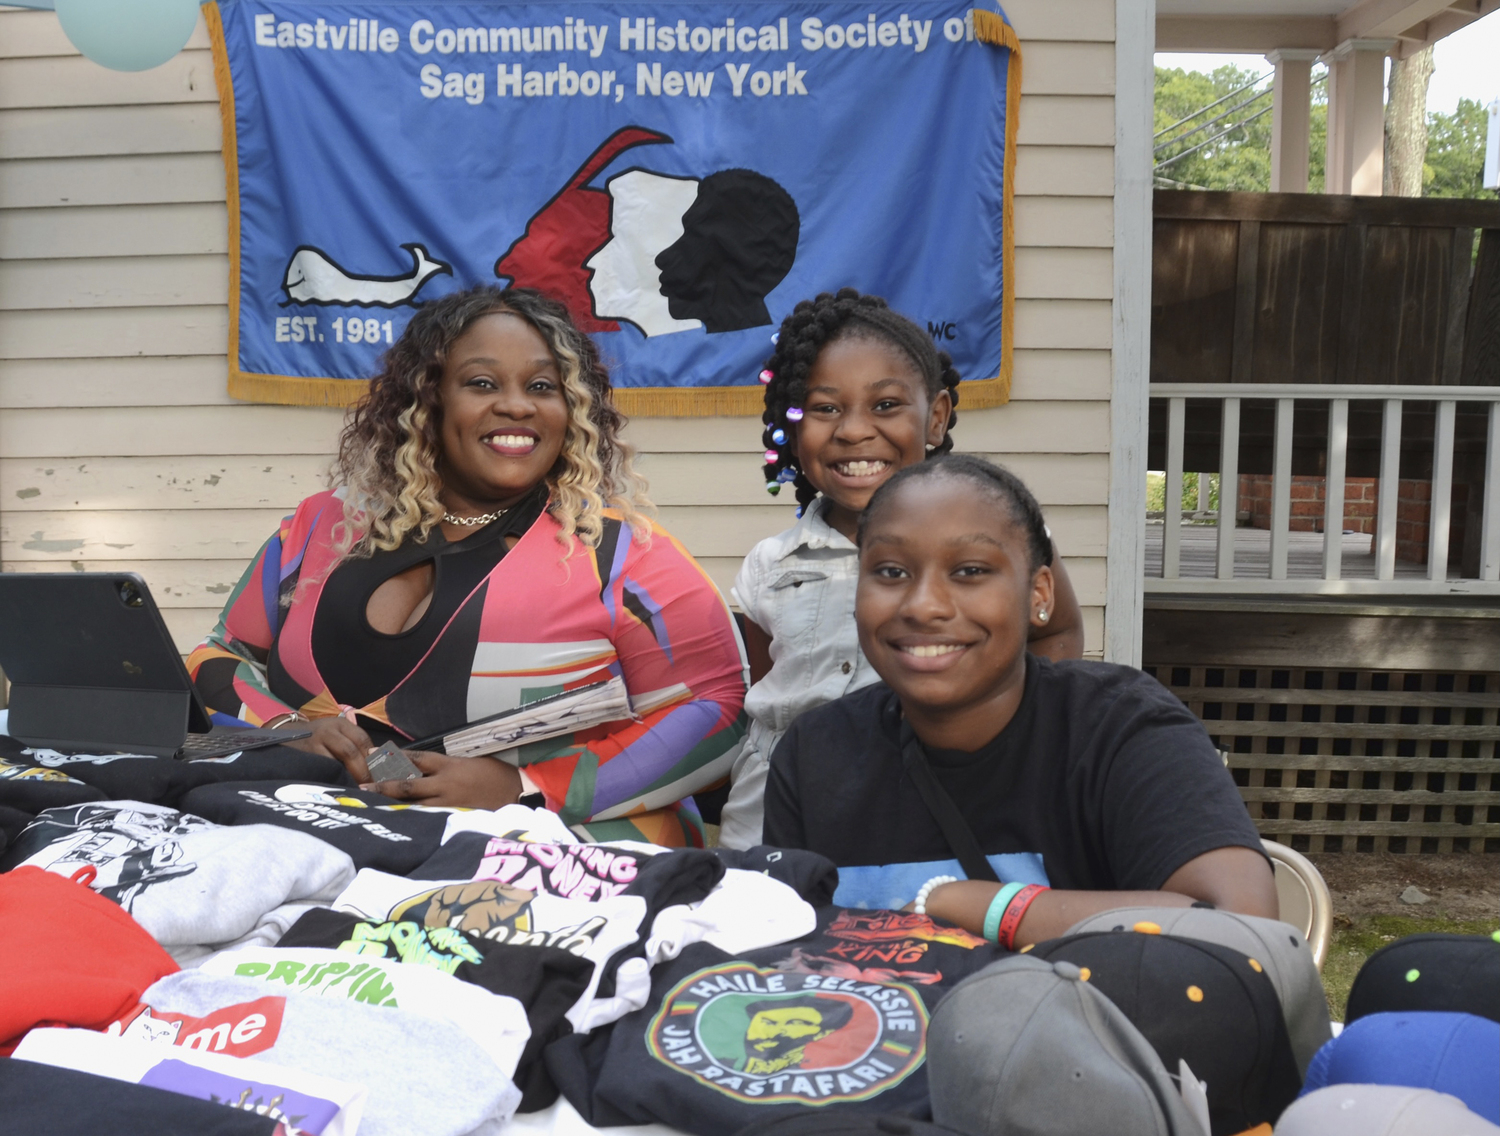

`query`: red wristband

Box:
[997,883,1047,950]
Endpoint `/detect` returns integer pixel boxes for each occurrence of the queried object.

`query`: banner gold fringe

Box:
[212,5,1020,417]
[228,372,371,407]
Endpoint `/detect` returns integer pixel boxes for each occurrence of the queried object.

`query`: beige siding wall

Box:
[0,3,1114,655]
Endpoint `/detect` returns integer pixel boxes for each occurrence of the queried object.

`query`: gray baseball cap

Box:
[1275,1084,1500,1136]
[928,955,1203,1136]
[1065,906,1332,1075]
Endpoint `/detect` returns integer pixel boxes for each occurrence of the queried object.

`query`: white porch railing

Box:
[1147,383,1500,595]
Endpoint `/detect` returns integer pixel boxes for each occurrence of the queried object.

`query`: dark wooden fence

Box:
[1148,190,1500,575]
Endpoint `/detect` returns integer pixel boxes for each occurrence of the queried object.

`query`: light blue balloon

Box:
[55,0,200,72]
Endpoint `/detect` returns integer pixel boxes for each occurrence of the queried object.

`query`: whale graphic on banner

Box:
[282,243,452,307]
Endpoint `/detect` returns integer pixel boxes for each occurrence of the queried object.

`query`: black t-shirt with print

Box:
[178,781,447,874]
[0,737,353,809]
[763,657,1264,909]
[276,906,594,1111]
[546,906,1007,1133]
[415,832,726,928]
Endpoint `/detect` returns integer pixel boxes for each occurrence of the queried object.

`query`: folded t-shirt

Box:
[130,970,520,1135]
[414,831,725,926]
[179,782,450,874]
[13,1026,366,1136]
[0,756,107,818]
[3,801,355,950]
[0,737,353,808]
[277,906,594,1111]
[0,1055,279,1136]
[547,906,1009,1134]
[711,846,840,906]
[0,865,179,1050]
[333,867,648,1032]
[195,945,531,1084]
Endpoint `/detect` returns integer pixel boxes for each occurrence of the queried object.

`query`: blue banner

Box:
[209,0,1019,413]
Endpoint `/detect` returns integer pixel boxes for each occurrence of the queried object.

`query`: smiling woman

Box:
[764,455,1279,945]
[186,286,748,845]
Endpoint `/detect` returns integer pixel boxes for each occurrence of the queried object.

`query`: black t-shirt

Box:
[0,738,353,809]
[711,846,840,907]
[275,906,594,1111]
[546,906,1007,1133]
[179,781,447,873]
[763,658,1263,909]
[414,831,726,928]
[0,1056,280,1136]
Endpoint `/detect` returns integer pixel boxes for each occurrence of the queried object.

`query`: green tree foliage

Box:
[1424,98,1498,200]
[1156,64,1491,200]
[1154,63,1329,192]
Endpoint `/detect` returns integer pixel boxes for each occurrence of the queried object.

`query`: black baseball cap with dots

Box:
[1025,928,1302,1136]
[1347,931,1500,1026]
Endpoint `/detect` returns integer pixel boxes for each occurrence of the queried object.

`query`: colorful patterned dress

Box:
[188,490,747,846]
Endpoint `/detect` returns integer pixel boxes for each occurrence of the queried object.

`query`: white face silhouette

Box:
[586,169,703,337]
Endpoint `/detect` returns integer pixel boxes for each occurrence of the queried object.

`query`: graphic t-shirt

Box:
[14,1026,366,1136]
[414,831,725,924]
[710,846,840,906]
[546,906,1007,1134]
[0,1055,280,1136]
[332,868,648,1031]
[276,906,596,1112]
[180,781,451,874]
[764,658,1265,909]
[195,945,531,1083]
[131,971,522,1135]
[2,801,355,950]
[0,756,107,818]
[0,737,353,808]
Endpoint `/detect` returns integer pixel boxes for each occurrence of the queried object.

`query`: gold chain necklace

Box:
[442,506,509,527]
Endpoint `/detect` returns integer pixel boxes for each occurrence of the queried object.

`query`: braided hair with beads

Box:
[757,288,961,512]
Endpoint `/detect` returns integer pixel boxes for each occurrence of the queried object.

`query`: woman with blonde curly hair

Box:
[189,286,747,845]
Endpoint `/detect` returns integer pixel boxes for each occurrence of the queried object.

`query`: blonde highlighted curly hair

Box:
[333,286,652,557]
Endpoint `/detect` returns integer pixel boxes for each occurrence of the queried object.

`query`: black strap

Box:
[899,718,999,883]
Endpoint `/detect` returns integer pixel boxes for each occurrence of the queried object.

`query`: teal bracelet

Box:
[983,882,1026,943]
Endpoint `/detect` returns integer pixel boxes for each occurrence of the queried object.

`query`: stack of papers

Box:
[437,677,634,759]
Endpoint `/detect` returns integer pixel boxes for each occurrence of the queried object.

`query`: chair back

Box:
[1262,839,1333,971]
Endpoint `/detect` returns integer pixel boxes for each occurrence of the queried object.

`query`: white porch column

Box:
[1267,49,1319,193]
[1322,38,1395,195]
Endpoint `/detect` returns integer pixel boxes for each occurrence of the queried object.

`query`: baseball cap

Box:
[1302,1011,1500,1124]
[1275,1084,1500,1136]
[735,1113,968,1136]
[927,954,1204,1136]
[1346,933,1500,1025]
[1026,931,1301,1136]
[1066,906,1332,1074]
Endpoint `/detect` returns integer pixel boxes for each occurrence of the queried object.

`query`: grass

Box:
[1321,913,1500,1021]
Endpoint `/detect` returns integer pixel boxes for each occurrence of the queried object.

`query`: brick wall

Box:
[1237,475,1468,566]
[1239,475,1379,533]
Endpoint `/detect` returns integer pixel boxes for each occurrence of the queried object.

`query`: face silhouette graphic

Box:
[585,170,703,337]
[740,996,853,1075]
[494,126,670,333]
[656,168,800,333]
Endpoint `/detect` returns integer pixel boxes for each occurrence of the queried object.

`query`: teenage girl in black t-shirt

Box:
[763,455,1278,950]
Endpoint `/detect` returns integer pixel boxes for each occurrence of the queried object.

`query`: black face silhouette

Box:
[655,168,800,333]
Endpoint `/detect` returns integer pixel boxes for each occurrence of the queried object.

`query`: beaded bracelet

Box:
[913,875,959,916]
[996,883,1048,950]
[982,882,1026,943]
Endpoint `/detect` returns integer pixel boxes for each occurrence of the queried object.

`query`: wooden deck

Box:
[1144,522,1438,581]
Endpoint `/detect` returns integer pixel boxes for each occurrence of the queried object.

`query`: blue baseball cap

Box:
[1302,1011,1500,1125]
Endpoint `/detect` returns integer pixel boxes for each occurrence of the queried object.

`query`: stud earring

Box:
[1038,610,1049,622]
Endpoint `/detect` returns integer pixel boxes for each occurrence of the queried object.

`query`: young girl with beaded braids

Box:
[718,288,1084,849]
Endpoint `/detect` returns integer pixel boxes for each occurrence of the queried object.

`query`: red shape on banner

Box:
[495,125,671,332]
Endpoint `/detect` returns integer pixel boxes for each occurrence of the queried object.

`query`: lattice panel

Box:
[1146,665,1500,854]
